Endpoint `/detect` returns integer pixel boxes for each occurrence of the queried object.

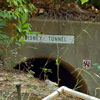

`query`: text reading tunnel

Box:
[15,56,89,94]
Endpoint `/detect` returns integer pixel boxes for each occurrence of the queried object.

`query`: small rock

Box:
[39,8,44,14]
[95,8,99,13]
[45,79,58,89]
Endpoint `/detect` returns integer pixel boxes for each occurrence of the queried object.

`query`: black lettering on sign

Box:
[54,37,58,41]
[39,36,42,41]
[63,37,66,42]
[32,36,36,40]
[26,36,30,40]
[24,35,74,44]
[56,37,63,41]
[48,36,67,42]
[29,36,32,40]
[49,36,54,41]
[48,36,51,41]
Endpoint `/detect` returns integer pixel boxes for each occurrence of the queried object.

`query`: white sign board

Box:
[83,60,91,68]
[24,34,74,44]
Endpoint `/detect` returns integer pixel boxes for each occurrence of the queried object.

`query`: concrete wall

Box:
[21,18,100,97]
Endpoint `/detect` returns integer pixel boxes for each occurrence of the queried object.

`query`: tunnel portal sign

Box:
[24,34,74,44]
[83,60,91,68]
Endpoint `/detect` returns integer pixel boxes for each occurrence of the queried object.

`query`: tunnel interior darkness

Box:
[15,56,89,94]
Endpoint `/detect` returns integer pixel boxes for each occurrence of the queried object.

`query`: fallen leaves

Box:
[31,0,100,21]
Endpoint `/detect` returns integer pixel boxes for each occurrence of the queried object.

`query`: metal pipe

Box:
[15,82,22,100]
[42,86,100,100]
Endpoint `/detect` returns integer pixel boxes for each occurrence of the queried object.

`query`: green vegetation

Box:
[0,0,36,39]
[0,0,100,100]
[40,67,52,80]
[0,0,36,68]
[49,0,100,7]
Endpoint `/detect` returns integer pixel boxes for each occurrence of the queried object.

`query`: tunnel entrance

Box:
[15,56,89,94]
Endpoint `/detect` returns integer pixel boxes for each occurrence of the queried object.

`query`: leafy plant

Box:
[27,70,35,78]
[0,0,36,41]
[92,63,100,70]
[5,74,12,81]
[40,67,52,80]
[0,34,9,46]
[0,20,9,48]
[0,33,9,65]
[56,58,60,86]
[0,0,36,68]
[80,0,88,4]
[80,0,100,8]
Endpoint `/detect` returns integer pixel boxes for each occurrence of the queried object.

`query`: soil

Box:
[0,67,54,100]
[32,1,100,22]
[0,67,85,100]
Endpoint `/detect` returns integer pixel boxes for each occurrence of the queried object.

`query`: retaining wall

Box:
[21,18,100,97]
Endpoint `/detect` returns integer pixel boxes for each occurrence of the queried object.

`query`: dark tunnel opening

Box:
[14,56,89,94]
